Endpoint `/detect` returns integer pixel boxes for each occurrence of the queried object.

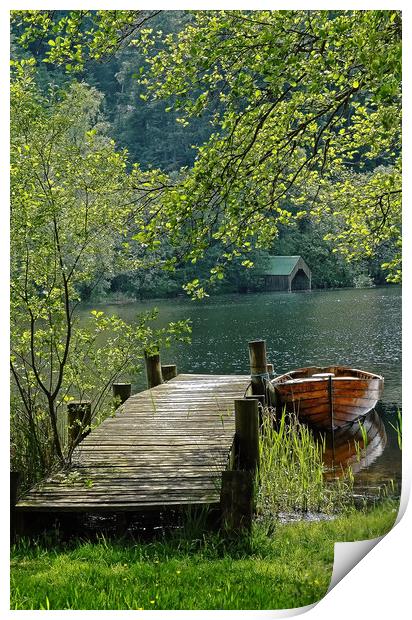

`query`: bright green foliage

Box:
[11,10,160,72]
[93,12,214,171]
[142,10,401,294]
[11,12,213,173]
[10,60,191,480]
[311,167,401,282]
[11,11,402,297]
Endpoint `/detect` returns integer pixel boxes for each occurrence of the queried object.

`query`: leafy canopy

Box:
[11,10,160,71]
[140,10,401,294]
[12,10,402,295]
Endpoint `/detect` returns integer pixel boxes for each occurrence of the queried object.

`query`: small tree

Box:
[10,60,190,486]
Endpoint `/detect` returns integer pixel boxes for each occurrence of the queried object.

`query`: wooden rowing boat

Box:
[271,366,384,430]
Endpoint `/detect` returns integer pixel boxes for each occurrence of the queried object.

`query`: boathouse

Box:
[257,255,311,292]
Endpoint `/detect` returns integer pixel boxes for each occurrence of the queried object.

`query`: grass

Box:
[257,409,354,516]
[10,500,399,610]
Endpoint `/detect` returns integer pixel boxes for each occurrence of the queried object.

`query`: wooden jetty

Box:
[15,374,251,514]
[11,338,386,536]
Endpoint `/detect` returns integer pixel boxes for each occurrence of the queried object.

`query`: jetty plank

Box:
[16,374,250,512]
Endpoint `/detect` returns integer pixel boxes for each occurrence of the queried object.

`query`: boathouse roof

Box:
[260,255,305,276]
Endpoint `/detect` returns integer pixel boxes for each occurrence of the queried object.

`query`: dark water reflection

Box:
[86,286,401,492]
[318,410,387,477]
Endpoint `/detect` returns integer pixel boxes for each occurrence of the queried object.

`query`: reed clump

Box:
[256,408,354,517]
[388,409,402,450]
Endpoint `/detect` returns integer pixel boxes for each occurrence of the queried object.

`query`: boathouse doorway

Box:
[291,268,311,291]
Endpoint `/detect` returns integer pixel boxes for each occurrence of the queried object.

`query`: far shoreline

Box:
[80,283,401,308]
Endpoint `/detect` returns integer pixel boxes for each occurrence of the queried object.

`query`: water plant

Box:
[353,419,369,464]
[354,439,362,463]
[388,409,402,450]
[256,408,354,517]
[358,419,369,450]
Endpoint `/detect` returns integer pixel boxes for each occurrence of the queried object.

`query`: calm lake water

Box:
[88,286,402,494]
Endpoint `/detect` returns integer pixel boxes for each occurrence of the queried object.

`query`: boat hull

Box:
[272,366,384,430]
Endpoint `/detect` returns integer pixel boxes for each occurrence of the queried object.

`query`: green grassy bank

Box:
[11,501,398,611]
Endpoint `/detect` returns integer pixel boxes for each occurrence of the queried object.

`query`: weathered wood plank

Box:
[16,374,250,512]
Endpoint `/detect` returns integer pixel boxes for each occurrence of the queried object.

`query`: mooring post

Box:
[248,339,269,401]
[234,398,260,472]
[245,394,265,427]
[68,401,92,447]
[112,382,132,405]
[220,398,260,534]
[267,363,274,376]
[144,351,163,389]
[161,364,177,382]
[220,470,254,533]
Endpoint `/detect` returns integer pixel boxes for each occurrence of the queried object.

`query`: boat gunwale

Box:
[271,366,384,387]
[270,366,384,430]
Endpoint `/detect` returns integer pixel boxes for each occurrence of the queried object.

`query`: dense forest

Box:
[11,11,400,301]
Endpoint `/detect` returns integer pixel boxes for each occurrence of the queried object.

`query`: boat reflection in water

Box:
[314,410,387,478]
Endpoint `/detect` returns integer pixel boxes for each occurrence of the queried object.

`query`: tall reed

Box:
[256,408,354,517]
[388,409,402,450]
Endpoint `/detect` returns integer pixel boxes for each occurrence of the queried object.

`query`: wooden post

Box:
[68,401,92,446]
[220,399,260,534]
[220,470,254,533]
[245,394,265,427]
[161,364,177,382]
[248,339,269,400]
[112,382,131,405]
[234,398,260,472]
[246,394,265,407]
[144,351,163,388]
